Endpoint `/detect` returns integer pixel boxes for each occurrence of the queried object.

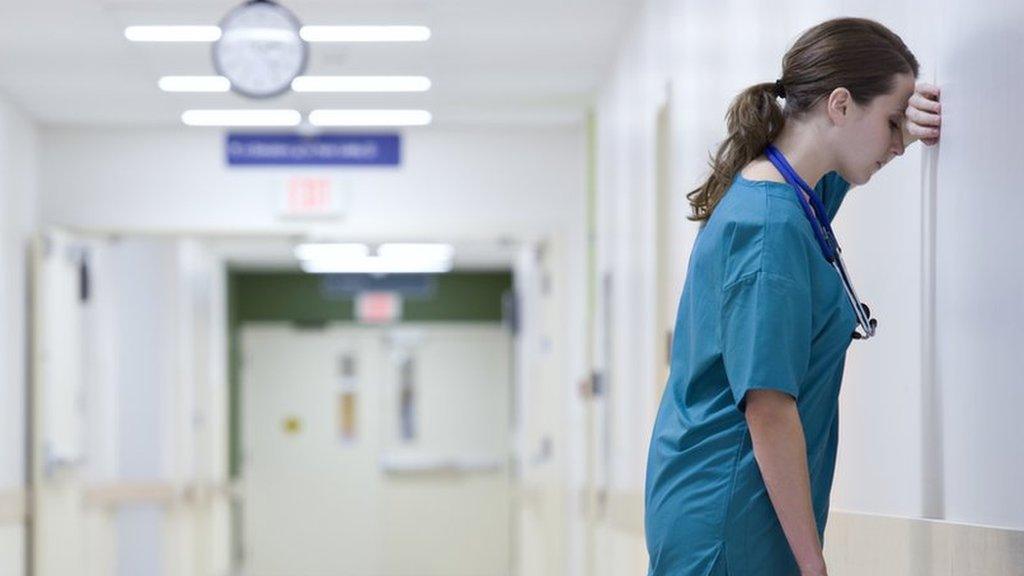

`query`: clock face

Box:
[213,0,308,99]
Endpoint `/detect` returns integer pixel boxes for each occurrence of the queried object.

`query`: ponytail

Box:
[686,82,785,222]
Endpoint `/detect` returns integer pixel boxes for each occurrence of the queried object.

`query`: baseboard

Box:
[824,510,1024,576]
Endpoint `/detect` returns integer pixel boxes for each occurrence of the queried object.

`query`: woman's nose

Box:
[891,133,906,157]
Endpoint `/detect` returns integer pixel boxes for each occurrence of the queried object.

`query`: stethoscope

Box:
[764,144,878,340]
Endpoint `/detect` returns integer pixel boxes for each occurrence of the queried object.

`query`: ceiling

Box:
[0,0,640,128]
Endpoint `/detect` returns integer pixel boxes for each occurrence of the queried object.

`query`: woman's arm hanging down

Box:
[745,389,829,576]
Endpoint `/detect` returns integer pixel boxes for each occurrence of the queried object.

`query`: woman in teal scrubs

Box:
[644,18,941,576]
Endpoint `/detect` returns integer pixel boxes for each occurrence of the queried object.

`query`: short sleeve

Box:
[819,171,851,223]
[720,270,813,412]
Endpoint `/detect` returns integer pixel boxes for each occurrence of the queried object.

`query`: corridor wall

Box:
[926,3,1024,528]
[0,92,37,576]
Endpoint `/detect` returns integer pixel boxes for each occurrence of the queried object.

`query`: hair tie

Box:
[773,79,786,99]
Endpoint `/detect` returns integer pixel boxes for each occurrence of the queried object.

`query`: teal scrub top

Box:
[644,170,857,576]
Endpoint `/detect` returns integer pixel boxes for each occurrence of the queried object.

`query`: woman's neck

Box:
[770,120,834,190]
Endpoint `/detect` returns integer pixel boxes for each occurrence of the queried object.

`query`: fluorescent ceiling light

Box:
[159,76,230,92]
[378,243,455,261]
[308,109,432,127]
[292,76,431,93]
[161,75,430,94]
[296,242,455,274]
[294,243,370,261]
[301,258,453,274]
[299,25,431,42]
[125,25,221,42]
[125,24,430,43]
[181,109,301,127]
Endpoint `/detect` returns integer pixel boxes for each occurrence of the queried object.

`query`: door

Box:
[30,229,106,576]
[31,232,231,576]
[241,322,512,576]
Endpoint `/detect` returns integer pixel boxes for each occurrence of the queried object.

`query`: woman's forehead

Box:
[893,74,917,103]
[876,75,915,111]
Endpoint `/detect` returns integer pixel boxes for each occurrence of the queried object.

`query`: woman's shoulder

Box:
[725,166,852,227]
[704,174,818,287]
[713,172,807,232]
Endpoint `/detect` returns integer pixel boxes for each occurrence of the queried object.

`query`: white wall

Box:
[0,91,38,576]
[587,0,1024,574]
[927,3,1024,529]
[40,126,584,239]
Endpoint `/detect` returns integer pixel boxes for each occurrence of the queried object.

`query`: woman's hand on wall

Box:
[903,82,942,146]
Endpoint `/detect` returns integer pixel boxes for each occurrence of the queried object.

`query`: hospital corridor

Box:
[0,1,1022,575]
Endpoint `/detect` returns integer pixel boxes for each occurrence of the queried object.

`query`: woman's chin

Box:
[849,173,871,186]
[865,161,884,181]
[837,169,869,187]
[856,164,881,185]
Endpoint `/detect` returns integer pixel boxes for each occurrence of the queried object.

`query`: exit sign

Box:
[356,291,403,323]
[277,176,347,219]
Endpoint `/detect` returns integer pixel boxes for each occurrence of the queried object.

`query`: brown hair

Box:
[686,17,920,222]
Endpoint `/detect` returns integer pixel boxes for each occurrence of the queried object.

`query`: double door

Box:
[241,322,513,576]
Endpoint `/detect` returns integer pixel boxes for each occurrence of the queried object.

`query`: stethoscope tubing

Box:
[764,145,876,339]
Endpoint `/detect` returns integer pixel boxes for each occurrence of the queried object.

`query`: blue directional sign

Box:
[227,133,401,166]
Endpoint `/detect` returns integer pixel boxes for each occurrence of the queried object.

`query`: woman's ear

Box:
[826,87,852,126]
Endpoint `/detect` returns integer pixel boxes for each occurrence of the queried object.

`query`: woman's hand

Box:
[903,82,942,146]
